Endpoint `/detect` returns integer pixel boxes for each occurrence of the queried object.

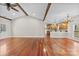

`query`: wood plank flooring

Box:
[0,37,79,56]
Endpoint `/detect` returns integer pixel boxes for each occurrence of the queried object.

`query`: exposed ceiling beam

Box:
[43,3,51,21]
[0,16,12,21]
[16,3,29,16]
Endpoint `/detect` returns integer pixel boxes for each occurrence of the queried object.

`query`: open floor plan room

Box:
[0,3,79,56]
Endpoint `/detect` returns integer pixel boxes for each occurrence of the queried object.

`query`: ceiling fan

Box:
[0,3,19,12]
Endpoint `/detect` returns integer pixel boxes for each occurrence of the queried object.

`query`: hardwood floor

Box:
[0,37,79,56]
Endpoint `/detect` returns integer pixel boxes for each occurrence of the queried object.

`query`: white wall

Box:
[12,16,45,37]
[0,18,12,39]
[50,32,68,38]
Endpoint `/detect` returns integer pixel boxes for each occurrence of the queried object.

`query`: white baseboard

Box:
[50,36,68,38]
[12,36,45,38]
[0,36,45,40]
[72,37,79,41]
[0,36,12,39]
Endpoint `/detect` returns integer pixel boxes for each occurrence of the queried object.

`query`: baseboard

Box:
[72,37,79,42]
[0,36,45,40]
[12,36,45,38]
[50,36,68,38]
[0,36,12,40]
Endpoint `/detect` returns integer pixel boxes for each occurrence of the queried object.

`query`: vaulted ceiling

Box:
[0,3,79,23]
[45,3,79,23]
[0,3,48,20]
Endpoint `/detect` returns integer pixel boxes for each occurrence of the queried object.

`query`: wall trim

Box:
[0,36,11,40]
[0,36,45,40]
[12,36,45,38]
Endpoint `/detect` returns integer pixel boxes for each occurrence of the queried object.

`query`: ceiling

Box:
[0,3,48,20]
[45,3,79,23]
[0,3,79,23]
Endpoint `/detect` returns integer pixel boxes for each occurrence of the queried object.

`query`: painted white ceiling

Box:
[20,3,47,19]
[0,5,24,19]
[0,3,48,20]
[45,3,79,23]
[0,3,79,23]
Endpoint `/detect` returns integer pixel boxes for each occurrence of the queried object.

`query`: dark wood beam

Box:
[43,3,51,21]
[16,3,28,16]
[0,16,12,21]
